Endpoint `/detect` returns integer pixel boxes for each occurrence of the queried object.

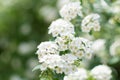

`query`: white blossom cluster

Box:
[110,39,120,56]
[48,19,75,37]
[69,37,93,59]
[38,54,77,75]
[59,1,82,21]
[36,41,59,57]
[81,14,101,32]
[35,0,102,78]
[91,65,112,80]
[63,65,112,80]
[55,34,74,51]
[36,41,78,75]
[36,37,92,74]
[64,68,88,80]
[57,0,70,9]
[61,54,78,64]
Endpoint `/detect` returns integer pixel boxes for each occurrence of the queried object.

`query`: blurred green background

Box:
[0,0,120,80]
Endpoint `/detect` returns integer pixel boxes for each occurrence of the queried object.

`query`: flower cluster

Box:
[63,65,112,80]
[36,37,91,74]
[91,65,112,80]
[55,34,74,51]
[110,39,120,56]
[59,1,82,21]
[36,41,59,57]
[35,0,101,79]
[81,14,101,32]
[69,37,92,59]
[48,19,75,37]
[39,54,77,74]
[64,68,88,80]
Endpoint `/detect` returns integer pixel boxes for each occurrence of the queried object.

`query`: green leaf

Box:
[87,74,95,80]
[39,77,52,80]
[89,30,93,35]
[32,65,41,71]
[39,69,53,80]
[109,57,120,65]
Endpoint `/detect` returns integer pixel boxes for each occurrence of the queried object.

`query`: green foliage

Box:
[39,69,53,80]
[32,65,41,72]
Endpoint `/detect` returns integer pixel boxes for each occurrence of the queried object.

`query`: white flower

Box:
[59,2,82,21]
[48,19,75,37]
[39,54,77,75]
[39,6,57,22]
[92,39,106,53]
[35,0,102,78]
[36,41,59,57]
[110,39,120,56]
[18,42,36,55]
[92,39,109,63]
[64,68,88,80]
[57,0,70,9]
[57,0,80,9]
[39,54,65,71]
[61,54,78,64]
[81,13,100,32]
[39,63,48,71]
[55,34,74,51]
[69,37,92,59]
[91,65,112,80]
[62,64,77,75]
